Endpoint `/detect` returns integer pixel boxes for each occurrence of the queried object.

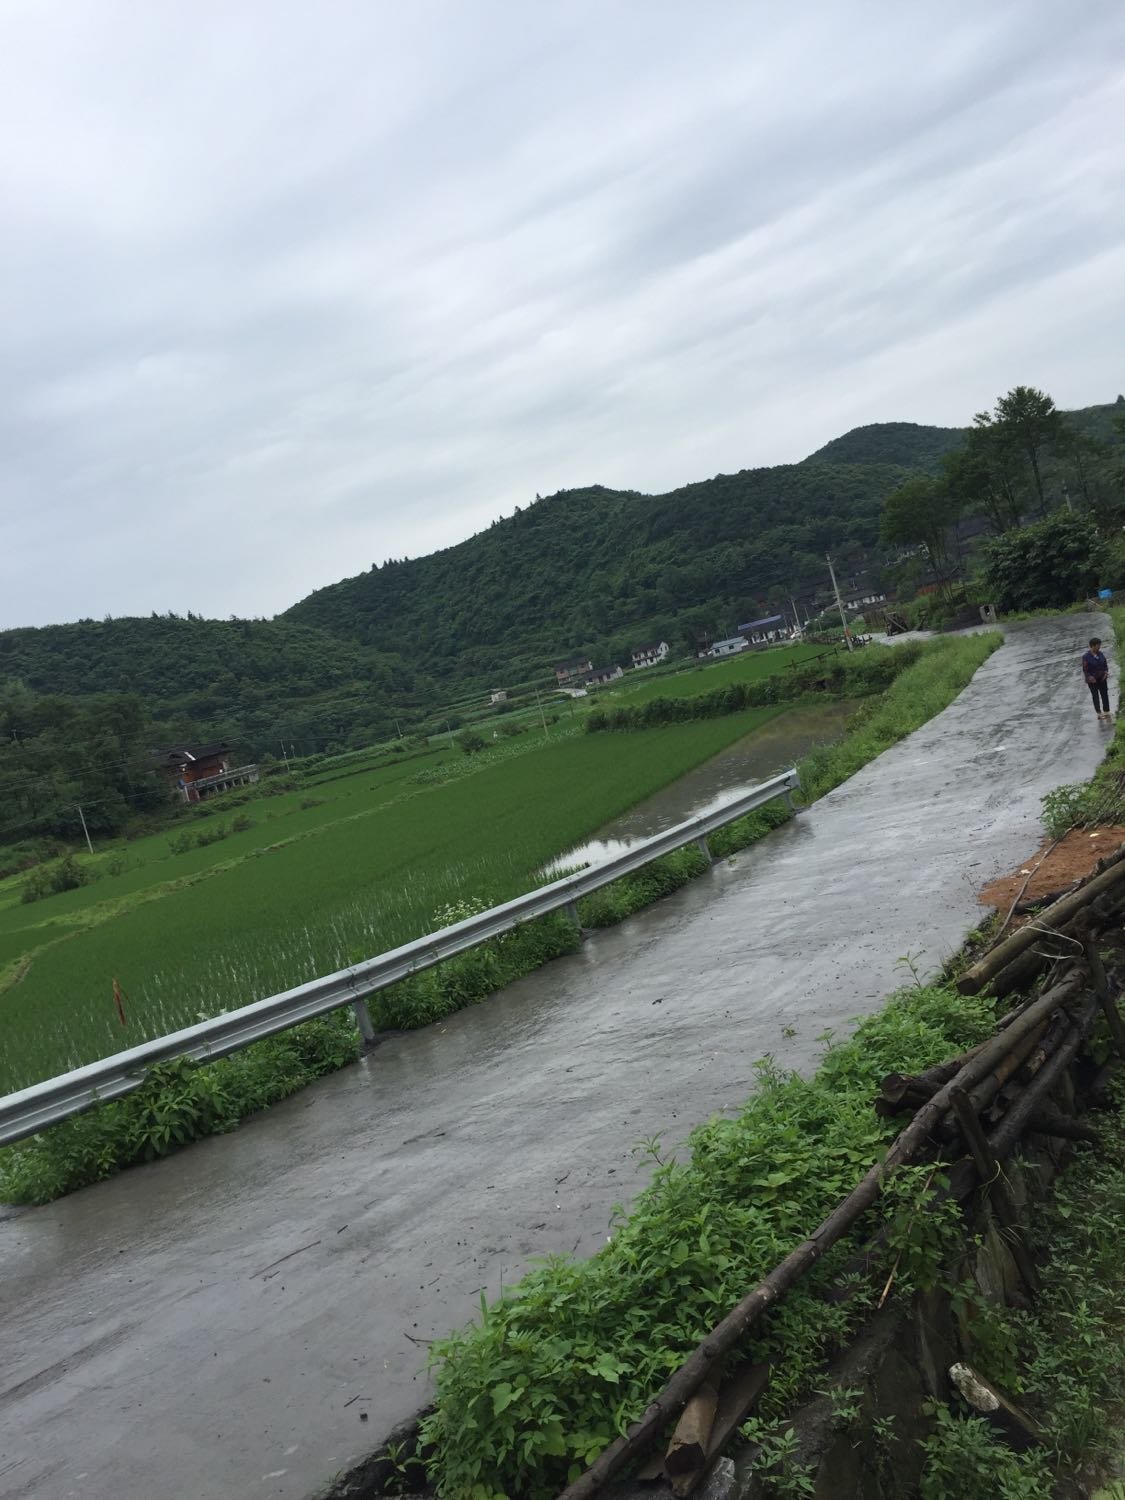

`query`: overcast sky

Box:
[1,1,1123,630]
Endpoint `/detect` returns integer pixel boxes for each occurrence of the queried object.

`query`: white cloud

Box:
[1,0,1123,628]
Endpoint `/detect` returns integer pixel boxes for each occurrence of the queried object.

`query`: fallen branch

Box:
[992,839,1060,943]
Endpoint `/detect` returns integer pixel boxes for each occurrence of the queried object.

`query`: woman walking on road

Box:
[1082,636,1112,720]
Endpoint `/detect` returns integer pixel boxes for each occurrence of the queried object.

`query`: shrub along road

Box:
[0,617,1113,1500]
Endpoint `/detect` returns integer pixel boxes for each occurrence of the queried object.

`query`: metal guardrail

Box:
[0,768,799,1148]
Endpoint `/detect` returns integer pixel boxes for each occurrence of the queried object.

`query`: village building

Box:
[704,637,749,658]
[738,614,788,646]
[630,640,670,669]
[489,688,508,704]
[582,664,625,686]
[151,743,260,804]
[554,656,594,685]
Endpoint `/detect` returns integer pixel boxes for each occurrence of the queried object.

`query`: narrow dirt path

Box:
[0,617,1112,1500]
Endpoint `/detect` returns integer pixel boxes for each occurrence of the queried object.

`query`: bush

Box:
[982,509,1107,613]
[20,852,96,904]
[454,728,487,755]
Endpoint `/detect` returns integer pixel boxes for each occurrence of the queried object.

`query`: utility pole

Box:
[280,743,291,773]
[788,594,801,637]
[826,554,854,652]
[394,718,403,741]
[1062,482,1074,513]
[76,804,94,855]
[533,686,550,738]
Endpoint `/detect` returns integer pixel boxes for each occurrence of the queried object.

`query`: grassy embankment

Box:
[0,633,998,1203]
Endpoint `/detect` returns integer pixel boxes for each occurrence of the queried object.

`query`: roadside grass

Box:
[418,984,1001,1499]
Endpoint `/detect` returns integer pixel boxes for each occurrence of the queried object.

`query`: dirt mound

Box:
[979,826,1125,910]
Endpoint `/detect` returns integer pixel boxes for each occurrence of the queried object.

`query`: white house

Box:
[630,640,670,669]
[705,637,748,658]
[489,688,508,704]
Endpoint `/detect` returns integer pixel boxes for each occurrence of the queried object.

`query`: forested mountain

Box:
[285,459,915,684]
[0,617,435,757]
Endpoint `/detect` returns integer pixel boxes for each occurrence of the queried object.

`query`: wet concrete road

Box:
[0,618,1113,1500]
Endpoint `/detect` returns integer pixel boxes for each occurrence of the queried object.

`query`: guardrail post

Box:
[352,998,376,1046]
[566,899,584,935]
[695,835,712,863]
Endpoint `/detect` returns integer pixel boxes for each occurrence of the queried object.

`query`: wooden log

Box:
[987,939,1082,1000]
[664,1365,769,1497]
[949,1088,1039,1295]
[956,856,1125,995]
[664,1381,718,1488]
[1024,1109,1101,1144]
[938,1021,1051,1141]
[552,977,1087,1500]
[948,1364,1043,1450]
[1084,937,1125,1060]
[989,1002,1098,1160]
[879,1040,989,1105]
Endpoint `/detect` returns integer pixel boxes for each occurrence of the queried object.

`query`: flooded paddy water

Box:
[546,700,855,871]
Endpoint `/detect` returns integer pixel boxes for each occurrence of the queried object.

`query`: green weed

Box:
[418,986,998,1499]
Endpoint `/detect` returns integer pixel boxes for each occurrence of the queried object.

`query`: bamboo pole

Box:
[988,1002,1098,1158]
[553,972,1086,1500]
[949,1087,1040,1295]
[956,856,1125,995]
[937,1021,1051,1141]
[1084,937,1125,1059]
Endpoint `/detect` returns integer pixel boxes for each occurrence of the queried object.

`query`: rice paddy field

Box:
[0,701,804,1094]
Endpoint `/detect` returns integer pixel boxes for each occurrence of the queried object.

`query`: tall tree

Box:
[943,431,1025,533]
[989,385,1065,509]
[879,475,962,587]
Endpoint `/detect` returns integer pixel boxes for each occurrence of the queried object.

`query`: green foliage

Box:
[919,1405,1052,1500]
[880,474,962,578]
[0,680,167,845]
[0,615,433,764]
[1040,781,1096,839]
[419,986,998,1499]
[285,460,917,691]
[453,728,487,755]
[981,509,1107,613]
[0,1013,358,1204]
[20,851,96,904]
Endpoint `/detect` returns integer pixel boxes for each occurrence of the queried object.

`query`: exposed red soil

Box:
[978,825,1125,910]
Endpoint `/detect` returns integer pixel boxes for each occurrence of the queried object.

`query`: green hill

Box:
[0,617,435,755]
[803,421,967,471]
[284,459,915,684]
